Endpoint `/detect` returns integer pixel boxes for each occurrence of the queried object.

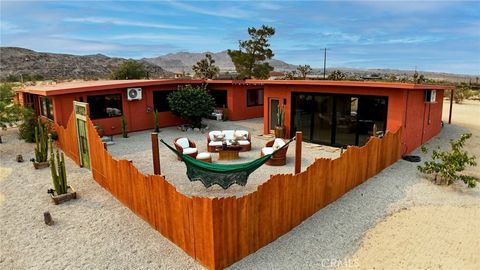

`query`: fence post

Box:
[448,89,454,124]
[151,133,161,175]
[295,131,302,174]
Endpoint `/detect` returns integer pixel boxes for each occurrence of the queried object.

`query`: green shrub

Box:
[167,85,215,128]
[111,60,146,80]
[18,107,37,142]
[418,133,478,188]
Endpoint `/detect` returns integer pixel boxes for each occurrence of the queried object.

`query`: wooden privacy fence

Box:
[54,112,80,165]
[57,112,401,269]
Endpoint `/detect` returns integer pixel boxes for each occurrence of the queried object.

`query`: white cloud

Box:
[63,17,196,30]
[0,21,27,34]
[167,1,250,19]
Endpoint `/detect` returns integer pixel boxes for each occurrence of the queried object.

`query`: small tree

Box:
[228,25,275,79]
[328,70,347,80]
[413,71,425,84]
[192,54,220,79]
[167,85,215,128]
[283,71,296,80]
[297,65,312,79]
[0,84,22,128]
[452,83,473,104]
[0,83,23,143]
[111,60,146,80]
[418,133,478,188]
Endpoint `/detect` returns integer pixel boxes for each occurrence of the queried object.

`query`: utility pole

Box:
[323,48,328,79]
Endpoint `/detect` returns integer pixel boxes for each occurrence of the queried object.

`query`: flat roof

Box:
[18,79,450,96]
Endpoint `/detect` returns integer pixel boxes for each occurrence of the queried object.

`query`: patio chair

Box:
[173,137,198,161]
[261,138,289,166]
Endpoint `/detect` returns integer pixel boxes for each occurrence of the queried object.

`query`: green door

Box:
[74,101,90,168]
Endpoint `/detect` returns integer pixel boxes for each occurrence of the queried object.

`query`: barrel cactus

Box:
[34,119,48,163]
[49,134,68,195]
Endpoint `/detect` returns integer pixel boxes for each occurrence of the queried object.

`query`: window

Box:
[153,90,174,112]
[209,90,228,108]
[87,94,123,119]
[247,88,264,107]
[40,97,54,120]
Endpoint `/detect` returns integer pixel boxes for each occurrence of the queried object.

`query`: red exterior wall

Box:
[52,84,187,136]
[39,82,263,136]
[402,89,444,154]
[207,84,264,121]
[263,84,444,155]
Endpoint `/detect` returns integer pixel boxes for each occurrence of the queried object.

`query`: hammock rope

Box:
[160,138,294,189]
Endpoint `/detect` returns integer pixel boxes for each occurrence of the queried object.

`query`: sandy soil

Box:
[336,100,480,270]
[1,100,478,270]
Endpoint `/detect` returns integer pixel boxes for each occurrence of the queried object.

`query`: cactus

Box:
[276,104,284,127]
[153,110,159,132]
[372,123,378,137]
[121,116,128,138]
[34,119,49,162]
[49,134,68,195]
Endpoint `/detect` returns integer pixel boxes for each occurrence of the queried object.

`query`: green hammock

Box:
[160,138,294,189]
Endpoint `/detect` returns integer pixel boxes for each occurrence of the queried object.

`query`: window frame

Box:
[39,96,54,120]
[246,88,264,107]
[86,93,123,120]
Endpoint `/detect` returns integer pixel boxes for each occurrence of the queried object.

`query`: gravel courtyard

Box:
[107,117,340,197]
[1,100,478,269]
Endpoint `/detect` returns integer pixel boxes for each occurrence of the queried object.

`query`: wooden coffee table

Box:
[215,145,242,160]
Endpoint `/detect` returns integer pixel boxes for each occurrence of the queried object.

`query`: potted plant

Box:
[94,123,104,137]
[32,119,49,169]
[47,134,76,204]
[274,104,285,138]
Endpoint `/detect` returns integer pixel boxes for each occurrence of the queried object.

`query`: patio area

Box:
[106,117,341,197]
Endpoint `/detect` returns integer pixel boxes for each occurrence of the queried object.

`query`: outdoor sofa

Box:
[207,130,251,152]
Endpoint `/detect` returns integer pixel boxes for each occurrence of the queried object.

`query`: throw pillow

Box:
[213,134,225,141]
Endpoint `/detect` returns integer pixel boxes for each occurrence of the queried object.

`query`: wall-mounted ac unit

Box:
[425,90,436,103]
[127,88,142,101]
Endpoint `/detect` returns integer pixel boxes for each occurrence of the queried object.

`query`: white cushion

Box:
[262,147,274,155]
[208,141,223,146]
[234,130,249,140]
[237,140,250,146]
[209,131,222,141]
[176,137,190,149]
[196,152,211,159]
[222,130,235,140]
[273,138,285,150]
[182,147,197,154]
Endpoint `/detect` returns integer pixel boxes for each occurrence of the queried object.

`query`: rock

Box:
[193,128,200,132]
[16,155,24,162]
[44,211,54,226]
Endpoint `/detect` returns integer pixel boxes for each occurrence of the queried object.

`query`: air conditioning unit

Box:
[127,88,142,101]
[425,90,436,103]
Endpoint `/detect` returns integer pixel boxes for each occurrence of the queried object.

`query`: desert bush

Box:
[18,107,37,142]
[418,133,477,188]
[167,85,215,128]
[111,60,146,80]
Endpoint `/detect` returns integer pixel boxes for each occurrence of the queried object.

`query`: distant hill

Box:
[143,50,298,73]
[0,47,171,81]
[0,47,476,83]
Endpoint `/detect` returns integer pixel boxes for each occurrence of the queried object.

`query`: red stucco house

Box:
[16,79,449,156]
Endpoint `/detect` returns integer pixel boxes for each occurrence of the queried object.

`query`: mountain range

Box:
[0,47,476,83]
[143,51,297,73]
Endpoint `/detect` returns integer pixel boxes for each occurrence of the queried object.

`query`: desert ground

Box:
[0,99,479,269]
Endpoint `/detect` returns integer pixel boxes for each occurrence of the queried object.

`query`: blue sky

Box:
[1,0,479,75]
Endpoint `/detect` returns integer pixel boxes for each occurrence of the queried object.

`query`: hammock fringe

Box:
[160,138,294,189]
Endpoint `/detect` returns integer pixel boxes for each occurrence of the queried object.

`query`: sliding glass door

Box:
[291,92,387,147]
